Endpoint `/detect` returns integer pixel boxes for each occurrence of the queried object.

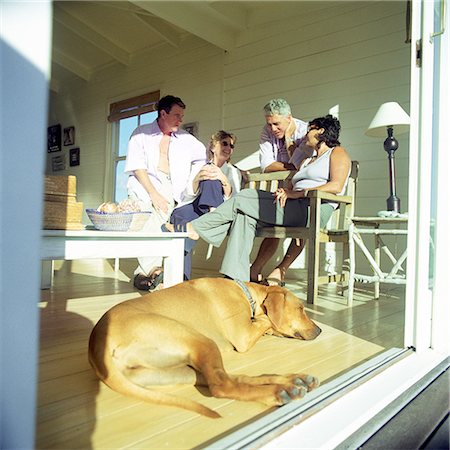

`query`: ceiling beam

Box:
[130,1,236,51]
[203,2,247,31]
[133,13,180,48]
[54,4,130,66]
[52,48,91,81]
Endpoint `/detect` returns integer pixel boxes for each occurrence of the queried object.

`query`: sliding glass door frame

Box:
[256,1,449,447]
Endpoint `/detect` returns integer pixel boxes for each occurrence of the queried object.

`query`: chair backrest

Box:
[328,160,359,230]
[246,170,292,191]
[245,160,359,231]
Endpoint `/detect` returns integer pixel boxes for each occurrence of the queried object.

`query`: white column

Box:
[0,2,52,448]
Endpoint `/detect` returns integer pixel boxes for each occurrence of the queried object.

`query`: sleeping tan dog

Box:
[88,277,321,418]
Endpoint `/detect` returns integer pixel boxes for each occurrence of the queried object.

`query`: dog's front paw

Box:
[293,374,320,391]
[277,385,307,404]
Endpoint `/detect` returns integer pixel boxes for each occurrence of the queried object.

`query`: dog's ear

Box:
[263,288,286,330]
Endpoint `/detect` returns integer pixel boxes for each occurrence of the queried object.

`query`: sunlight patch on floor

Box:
[284,278,403,313]
[53,259,132,282]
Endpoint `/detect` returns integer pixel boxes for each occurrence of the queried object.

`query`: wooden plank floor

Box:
[36,259,405,449]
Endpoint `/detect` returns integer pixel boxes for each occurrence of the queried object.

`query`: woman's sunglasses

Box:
[221,141,235,149]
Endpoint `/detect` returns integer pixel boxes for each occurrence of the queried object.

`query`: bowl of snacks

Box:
[86,199,151,231]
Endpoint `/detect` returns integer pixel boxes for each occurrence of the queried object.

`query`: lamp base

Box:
[387,195,401,213]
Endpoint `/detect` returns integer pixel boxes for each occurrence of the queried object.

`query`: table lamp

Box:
[365,102,410,213]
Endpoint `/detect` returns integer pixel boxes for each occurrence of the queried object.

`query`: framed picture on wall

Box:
[51,154,65,171]
[69,148,80,166]
[63,126,75,146]
[181,122,198,137]
[47,124,62,153]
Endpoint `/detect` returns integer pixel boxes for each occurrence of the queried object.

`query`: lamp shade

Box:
[365,102,410,137]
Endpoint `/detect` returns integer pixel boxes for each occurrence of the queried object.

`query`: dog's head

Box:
[262,286,321,340]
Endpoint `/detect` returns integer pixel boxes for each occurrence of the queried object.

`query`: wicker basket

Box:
[44,175,77,196]
[86,209,151,231]
[44,200,84,230]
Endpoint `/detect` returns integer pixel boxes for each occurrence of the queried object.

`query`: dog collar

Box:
[234,279,256,317]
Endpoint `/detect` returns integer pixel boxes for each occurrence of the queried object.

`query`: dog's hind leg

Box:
[93,316,222,418]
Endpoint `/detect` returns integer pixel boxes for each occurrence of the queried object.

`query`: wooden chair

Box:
[246,160,359,305]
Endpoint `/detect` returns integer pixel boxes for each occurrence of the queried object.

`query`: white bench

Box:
[41,229,187,289]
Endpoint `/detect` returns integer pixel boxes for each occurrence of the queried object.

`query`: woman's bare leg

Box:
[266,239,305,284]
[250,238,280,282]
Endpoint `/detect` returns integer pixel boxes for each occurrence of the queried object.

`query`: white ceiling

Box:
[51,1,317,84]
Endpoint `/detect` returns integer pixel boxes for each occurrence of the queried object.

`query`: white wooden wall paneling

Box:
[228,3,404,67]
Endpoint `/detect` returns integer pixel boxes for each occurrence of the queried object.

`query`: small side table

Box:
[347,216,408,306]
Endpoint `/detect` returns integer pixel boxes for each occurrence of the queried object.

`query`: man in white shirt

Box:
[251,98,309,285]
[125,95,207,290]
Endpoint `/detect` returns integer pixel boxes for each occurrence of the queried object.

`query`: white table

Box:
[41,229,188,289]
[347,216,408,306]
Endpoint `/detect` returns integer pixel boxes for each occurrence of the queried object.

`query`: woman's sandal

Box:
[250,277,269,286]
[133,270,164,292]
[163,222,187,232]
[250,274,284,286]
[165,222,199,240]
[264,277,286,287]
[174,222,187,232]
[250,273,267,285]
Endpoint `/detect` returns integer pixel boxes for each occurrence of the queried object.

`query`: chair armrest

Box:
[246,171,293,183]
[307,190,352,204]
[246,173,353,206]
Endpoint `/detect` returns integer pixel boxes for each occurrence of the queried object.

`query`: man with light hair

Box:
[251,98,309,285]
[259,98,308,172]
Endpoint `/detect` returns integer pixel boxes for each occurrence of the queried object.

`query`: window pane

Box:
[118,116,138,157]
[114,112,157,203]
[140,110,157,125]
[114,159,128,203]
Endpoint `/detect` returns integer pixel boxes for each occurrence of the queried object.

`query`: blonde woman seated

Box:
[168,130,242,279]
[165,115,351,283]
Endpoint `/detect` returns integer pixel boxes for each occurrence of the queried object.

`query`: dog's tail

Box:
[97,367,221,419]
